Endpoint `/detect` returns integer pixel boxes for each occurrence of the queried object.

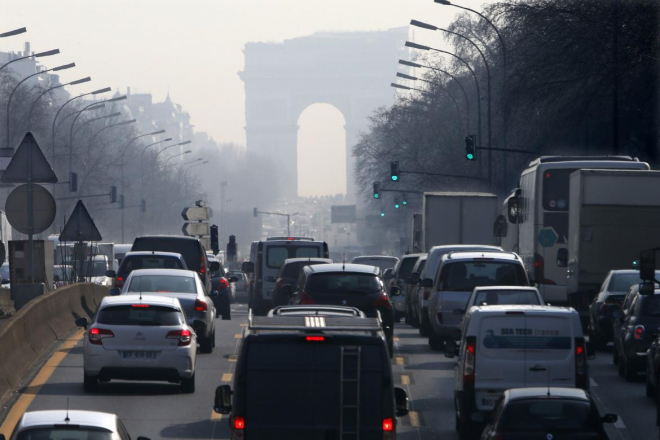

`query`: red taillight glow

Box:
[576,345,584,356]
[306,336,325,341]
[200,257,206,274]
[463,339,476,385]
[115,276,125,288]
[132,304,149,308]
[218,278,229,290]
[89,328,114,345]
[194,299,208,312]
[300,292,316,305]
[234,416,245,429]
[167,329,192,346]
[373,293,392,310]
[575,337,588,390]
[635,325,645,340]
[382,418,393,431]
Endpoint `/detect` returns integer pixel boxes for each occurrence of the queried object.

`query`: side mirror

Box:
[214,385,233,414]
[209,261,220,272]
[507,195,520,224]
[105,270,117,278]
[586,341,596,359]
[420,278,433,288]
[493,214,508,238]
[602,414,618,424]
[444,340,458,358]
[394,387,409,417]
[391,287,401,297]
[241,261,254,274]
[109,288,121,296]
[640,281,655,296]
[75,317,88,329]
[229,276,238,283]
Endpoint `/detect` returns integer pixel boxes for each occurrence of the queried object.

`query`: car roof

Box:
[306,263,380,275]
[506,387,589,401]
[135,235,199,241]
[128,268,196,277]
[443,251,520,262]
[610,269,644,275]
[101,294,181,307]
[401,253,425,259]
[473,286,540,292]
[283,257,333,265]
[353,255,399,261]
[123,251,183,258]
[18,410,117,431]
[429,244,502,254]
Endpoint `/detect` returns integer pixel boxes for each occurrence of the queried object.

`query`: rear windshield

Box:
[440,261,527,291]
[502,399,593,432]
[97,305,184,326]
[352,257,398,272]
[282,261,326,278]
[480,316,572,352]
[306,273,382,295]
[132,238,202,271]
[415,259,427,274]
[397,257,419,280]
[640,295,660,317]
[128,275,197,294]
[610,272,660,292]
[472,290,541,306]
[266,245,321,269]
[121,255,184,273]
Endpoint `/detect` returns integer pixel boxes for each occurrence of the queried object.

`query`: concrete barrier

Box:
[0,283,107,402]
[0,289,13,318]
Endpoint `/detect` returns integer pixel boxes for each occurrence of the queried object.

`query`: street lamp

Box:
[0,27,27,38]
[0,48,59,72]
[70,96,126,146]
[68,111,120,174]
[6,62,75,148]
[154,140,192,161]
[164,150,191,166]
[28,76,91,124]
[179,158,203,176]
[183,160,208,180]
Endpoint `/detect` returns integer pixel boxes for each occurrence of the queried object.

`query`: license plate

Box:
[481,397,497,408]
[122,351,158,359]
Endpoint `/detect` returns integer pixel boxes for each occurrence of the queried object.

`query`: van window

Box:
[266,246,321,269]
[440,261,527,291]
[97,305,184,326]
[542,168,574,211]
[479,316,572,354]
[128,275,197,293]
[640,295,660,317]
[132,238,203,272]
[502,399,593,432]
[472,290,541,306]
[397,257,418,280]
[306,273,382,295]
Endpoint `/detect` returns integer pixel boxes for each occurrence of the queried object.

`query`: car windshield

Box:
[306,273,382,295]
[502,399,593,432]
[230,272,245,280]
[97,305,184,326]
[610,272,660,292]
[472,290,541,306]
[440,261,527,291]
[128,275,197,294]
[17,428,114,440]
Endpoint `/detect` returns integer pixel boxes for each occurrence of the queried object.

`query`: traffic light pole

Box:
[476,146,539,155]
[398,169,487,180]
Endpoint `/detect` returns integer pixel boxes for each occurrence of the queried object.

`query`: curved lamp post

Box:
[28,76,91,124]
[154,140,192,161]
[0,48,58,72]
[68,111,120,174]
[163,150,191,167]
[0,27,27,38]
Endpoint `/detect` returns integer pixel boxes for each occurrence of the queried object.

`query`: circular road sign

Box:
[5,184,56,234]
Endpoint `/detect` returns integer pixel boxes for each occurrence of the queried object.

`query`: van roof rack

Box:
[529,156,635,167]
[270,305,364,317]
[248,310,382,333]
[266,236,315,241]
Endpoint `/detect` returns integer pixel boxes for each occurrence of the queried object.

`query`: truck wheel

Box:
[222,307,231,321]
[428,333,444,351]
[455,413,469,439]
[613,346,619,365]
[83,372,98,393]
[623,355,636,382]
[181,373,195,394]
[200,335,213,354]
[646,372,656,397]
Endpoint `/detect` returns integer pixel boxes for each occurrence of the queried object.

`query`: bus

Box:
[497,156,649,307]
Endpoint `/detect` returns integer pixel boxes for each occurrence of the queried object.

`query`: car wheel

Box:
[455,406,469,439]
[200,334,213,354]
[405,304,412,325]
[181,373,195,394]
[419,313,430,337]
[222,307,231,320]
[613,345,619,365]
[646,371,656,397]
[623,355,637,382]
[429,333,444,351]
[83,372,98,393]
[212,329,216,348]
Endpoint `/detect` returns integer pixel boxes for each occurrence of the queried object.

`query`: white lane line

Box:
[590,377,598,387]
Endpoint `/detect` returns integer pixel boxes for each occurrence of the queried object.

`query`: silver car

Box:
[76,294,197,393]
[121,269,216,353]
[3,410,150,440]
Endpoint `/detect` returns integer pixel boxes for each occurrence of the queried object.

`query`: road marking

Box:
[590,377,598,387]
[210,411,223,421]
[614,417,626,429]
[393,337,400,342]
[234,334,243,339]
[401,375,410,385]
[228,354,237,362]
[222,373,233,382]
[0,330,84,437]
[240,323,247,327]
[395,356,404,366]
[409,411,421,427]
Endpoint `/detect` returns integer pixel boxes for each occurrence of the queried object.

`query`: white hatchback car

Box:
[3,410,150,440]
[76,294,197,393]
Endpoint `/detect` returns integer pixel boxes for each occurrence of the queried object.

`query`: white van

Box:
[242,238,329,315]
[447,305,589,438]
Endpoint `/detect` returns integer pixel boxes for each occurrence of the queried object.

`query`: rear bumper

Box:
[84,345,195,379]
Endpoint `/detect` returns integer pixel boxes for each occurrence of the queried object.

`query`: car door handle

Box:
[529,365,547,372]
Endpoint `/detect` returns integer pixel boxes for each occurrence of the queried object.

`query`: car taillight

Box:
[167,329,192,346]
[194,299,208,312]
[234,416,245,429]
[89,328,114,345]
[217,278,229,290]
[635,325,645,340]
[423,287,431,300]
[575,337,588,390]
[300,292,316,305]
[463,337,476,387]
[374,293,392,310]
[200,257,206,274]
[115,276,124,288]
[382,418,393,431]
[306,336,325,342]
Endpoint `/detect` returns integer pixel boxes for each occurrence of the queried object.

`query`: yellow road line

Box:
[234,334,243,339]
[228,355,237,362]
[393,337,400,342]
[395,357,404,366]
[0,330,84,437]
[210,411,223,421]
[401,375,410,385]
[221,373,233,382]
[409,411,421,427]
[239,323,247,327]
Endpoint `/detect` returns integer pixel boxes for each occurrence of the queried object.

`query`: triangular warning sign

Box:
[1,132,58,183]
[59,200,102,242]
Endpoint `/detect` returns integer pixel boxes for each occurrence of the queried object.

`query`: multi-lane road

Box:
[0,304,656,439]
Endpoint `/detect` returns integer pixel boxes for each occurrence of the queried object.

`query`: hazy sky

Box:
[2,0,490,195]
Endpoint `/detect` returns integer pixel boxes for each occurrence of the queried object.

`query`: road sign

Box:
[537,227,559,248]
[5,184,56,234]
[182,222,211,236]
[59,200,102,242]
[331,205,357,224]
[182,207,210,221]
[1,132,57,183]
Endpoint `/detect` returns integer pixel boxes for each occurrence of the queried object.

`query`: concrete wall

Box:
[0,288,13,318]
[0,284,107,402]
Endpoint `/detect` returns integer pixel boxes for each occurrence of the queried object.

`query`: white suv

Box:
[76,294,197,393]
[428,251,529,349]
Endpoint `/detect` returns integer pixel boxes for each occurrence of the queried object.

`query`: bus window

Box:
[542,169,575,211]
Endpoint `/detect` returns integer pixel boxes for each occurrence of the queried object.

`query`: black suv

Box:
[271,257,332,307]
[213,312,409,439]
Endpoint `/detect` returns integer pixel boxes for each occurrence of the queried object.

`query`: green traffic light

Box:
[374,194,379,199]
[402,200,407,205]
[380,211,385,217]
[391,176,398,181]
[467,153,474,160]
[394,203,400,209]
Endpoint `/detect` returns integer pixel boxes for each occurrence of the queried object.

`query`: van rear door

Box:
[522,312,574,388]
[243,337,386,440]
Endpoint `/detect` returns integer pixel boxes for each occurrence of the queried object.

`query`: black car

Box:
[208,256,236,320]
[288,263,396,356]
[271,257,332,307]
[481,387,617,439]
[589,270,659,349]
[645,294,660,397]
[613,287,660,381]
[107,251,187,290]
[213,312,409,440]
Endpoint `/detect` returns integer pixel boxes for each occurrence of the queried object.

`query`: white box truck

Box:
[567,169,660,314]
[422,192,498,252]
